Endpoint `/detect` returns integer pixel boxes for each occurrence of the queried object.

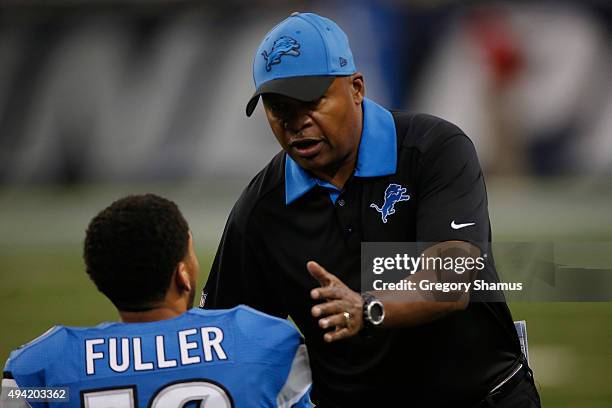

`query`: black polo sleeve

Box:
[416,133,489,249]
[203,205,289,319]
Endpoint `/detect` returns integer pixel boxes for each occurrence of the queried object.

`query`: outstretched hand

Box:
[308,261,364,342]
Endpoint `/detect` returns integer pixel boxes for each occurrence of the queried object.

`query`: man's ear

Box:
[350,73,365,104]
[175,262,192,293]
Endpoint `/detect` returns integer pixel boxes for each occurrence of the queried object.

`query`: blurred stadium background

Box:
[0,0,610,406]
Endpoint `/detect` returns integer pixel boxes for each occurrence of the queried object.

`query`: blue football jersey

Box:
[1,306,311,408]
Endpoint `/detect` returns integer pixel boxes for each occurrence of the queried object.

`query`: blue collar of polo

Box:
[284,97,397,205]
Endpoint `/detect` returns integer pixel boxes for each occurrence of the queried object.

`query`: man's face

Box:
[262,75,364,176]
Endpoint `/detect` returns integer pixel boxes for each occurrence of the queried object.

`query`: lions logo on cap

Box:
[370,184,411,224]
[262,36,301,72]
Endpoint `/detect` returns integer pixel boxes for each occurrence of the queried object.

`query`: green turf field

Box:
[1,180,611,407]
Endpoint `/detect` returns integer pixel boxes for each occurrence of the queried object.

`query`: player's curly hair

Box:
[84,194,190,311]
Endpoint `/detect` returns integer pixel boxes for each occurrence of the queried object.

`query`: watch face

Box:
[369,301,384,324]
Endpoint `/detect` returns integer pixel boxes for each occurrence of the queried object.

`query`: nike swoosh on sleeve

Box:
[450,221,476,229]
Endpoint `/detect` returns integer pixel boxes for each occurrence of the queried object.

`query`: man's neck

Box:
[119,305,186,323]
[314,153,357,189]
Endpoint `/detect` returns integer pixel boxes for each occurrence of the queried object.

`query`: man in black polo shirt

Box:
[203,12,541,407]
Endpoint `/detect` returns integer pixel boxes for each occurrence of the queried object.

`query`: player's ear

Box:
[349,73,365,105]
[176,262,192,293]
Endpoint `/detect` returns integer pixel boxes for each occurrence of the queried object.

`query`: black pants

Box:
[479,365,542,408]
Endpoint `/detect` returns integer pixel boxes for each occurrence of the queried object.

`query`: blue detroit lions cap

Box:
[246,12,357,117]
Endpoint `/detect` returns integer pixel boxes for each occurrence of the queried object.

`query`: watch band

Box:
[360,292,384,335]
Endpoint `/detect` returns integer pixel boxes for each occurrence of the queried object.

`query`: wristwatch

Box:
[361,292,385,334]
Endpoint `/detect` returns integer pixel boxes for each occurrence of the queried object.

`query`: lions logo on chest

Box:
[370,183,411,223]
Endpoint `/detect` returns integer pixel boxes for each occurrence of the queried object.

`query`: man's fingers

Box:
[324,327,351,343]
[309,260,342,300]
[311,284,343,300]
[312,300,345,317]
[307,261,334,288]
[317,311,351,329]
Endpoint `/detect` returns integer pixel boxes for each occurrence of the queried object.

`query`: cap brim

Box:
[246,76,335,117]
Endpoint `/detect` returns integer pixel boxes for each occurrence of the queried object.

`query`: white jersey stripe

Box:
[276,344,312,408]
